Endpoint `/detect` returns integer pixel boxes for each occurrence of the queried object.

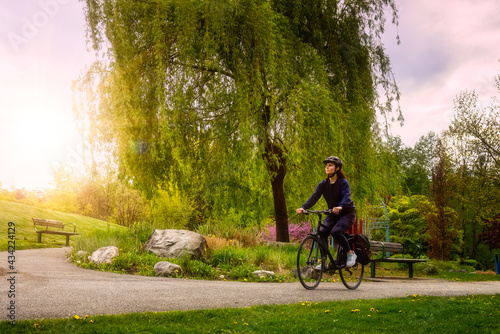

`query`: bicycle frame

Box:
[305,209,339,271]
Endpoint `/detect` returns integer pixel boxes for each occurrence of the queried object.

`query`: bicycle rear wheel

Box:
[338,246,364,290]
[297,235,324,290]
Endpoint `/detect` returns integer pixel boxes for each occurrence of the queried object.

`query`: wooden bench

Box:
[32,218,79,246]
[369,241,426,278]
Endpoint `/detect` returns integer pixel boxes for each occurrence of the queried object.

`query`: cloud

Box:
[382,0,500,146]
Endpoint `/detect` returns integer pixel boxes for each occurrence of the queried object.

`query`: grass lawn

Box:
[1,294,499,333]
[0,200,126,251]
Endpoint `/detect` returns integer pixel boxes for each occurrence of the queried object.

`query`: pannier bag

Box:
[353,234,371,265]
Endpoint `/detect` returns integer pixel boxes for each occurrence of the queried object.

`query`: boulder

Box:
[142,229,208,259]
[154,261,183,277]
[90,246,119,265]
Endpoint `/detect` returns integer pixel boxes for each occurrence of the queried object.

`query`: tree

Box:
[373,195,429,256]
[76,0,401,241]
[449,86,499,171]
[444,80,500,260]
[478,214,500,252]
[389,132,436,196]
[425,139,461,260]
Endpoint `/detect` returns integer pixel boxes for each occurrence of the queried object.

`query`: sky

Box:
[1,0,499,190]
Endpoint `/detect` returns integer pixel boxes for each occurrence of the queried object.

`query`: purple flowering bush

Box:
[260,220,312,242]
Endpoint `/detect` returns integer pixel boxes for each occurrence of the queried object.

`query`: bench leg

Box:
[37,233,42,243]
[408,263,413,278]
[65,235,70,246]
[371,262,376,278]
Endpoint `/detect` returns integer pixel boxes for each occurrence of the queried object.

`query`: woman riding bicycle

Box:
[296,156,357,267]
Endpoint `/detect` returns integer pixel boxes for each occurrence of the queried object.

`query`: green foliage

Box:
[377,195,429,255]
[76,0,402,241]
[389,133,436,196]
[111,184,150,227]
[150,183,195,229]
[73,229,126,255]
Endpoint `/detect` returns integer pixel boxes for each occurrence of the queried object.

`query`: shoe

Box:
[346,252,357,267]
[315,263,322,270]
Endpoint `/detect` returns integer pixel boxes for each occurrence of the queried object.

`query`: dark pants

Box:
[318,209,356,253]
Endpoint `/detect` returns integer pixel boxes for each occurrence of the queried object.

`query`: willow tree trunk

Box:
[265,140,289,242]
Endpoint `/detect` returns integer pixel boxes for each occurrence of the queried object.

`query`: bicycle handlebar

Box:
[301,209,332,215]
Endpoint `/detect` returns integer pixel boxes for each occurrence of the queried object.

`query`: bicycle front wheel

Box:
[338,249,364,290]
[297,235,324,290]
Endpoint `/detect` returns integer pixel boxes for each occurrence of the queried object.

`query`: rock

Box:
[293,266,320,280]
[252,270,275,278]
[76,250,88,258]
[90,246,119,265]
[153,261,183,277]
[142,229,208,259]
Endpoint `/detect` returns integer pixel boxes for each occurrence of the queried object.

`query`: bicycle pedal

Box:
[325,263,336,271]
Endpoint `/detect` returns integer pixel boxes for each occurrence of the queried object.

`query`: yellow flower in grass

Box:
[74,315,80,320]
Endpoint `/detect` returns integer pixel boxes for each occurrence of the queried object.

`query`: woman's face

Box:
[325,162,338,175]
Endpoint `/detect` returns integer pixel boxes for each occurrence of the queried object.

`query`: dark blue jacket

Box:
[301,177,355,211]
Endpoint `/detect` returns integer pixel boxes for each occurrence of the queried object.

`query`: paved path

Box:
[1,248,500,320]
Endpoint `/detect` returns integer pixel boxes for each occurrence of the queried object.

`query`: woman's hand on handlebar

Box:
[296,208,305,214]
[332,206,342,215]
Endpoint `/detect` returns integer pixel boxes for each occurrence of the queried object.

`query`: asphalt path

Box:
[1,247,500,321]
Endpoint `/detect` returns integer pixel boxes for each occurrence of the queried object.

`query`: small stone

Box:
[153,261,183,277]
[252,270,275,278]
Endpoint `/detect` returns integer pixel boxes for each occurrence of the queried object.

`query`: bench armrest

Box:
[71,223,77,233]
[402,241,422,259]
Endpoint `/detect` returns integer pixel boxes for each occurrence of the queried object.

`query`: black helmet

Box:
[323,156,342,169]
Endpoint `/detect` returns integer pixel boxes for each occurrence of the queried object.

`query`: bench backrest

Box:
[369,241,404,253]
[33,218,65,230]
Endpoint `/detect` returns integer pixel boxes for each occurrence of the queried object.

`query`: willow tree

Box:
[76,0,401,241]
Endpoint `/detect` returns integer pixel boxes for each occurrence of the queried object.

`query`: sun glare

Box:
[3,87,77,189]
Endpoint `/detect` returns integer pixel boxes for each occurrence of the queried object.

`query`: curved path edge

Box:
[1,248,500,320]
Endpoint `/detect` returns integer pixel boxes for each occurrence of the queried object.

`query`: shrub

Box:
[423,264,439,275]
[150,185,194,230]
[459,258,479,270]
[260,221,312,242]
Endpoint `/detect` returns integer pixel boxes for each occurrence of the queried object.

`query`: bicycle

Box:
[296,209,364,290]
